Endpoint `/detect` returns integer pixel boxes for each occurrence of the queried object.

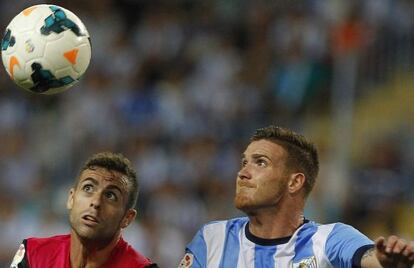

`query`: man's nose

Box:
[238,165,251,180]
[90,193,102,209]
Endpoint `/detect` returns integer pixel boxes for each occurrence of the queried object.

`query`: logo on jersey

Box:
[178,253,194,268]
[11,243,25,268]
[292,256,317,268]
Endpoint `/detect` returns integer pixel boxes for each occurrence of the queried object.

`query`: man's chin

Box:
[76,228,100,241]
[72,223,103,240]
[234,196,255,212]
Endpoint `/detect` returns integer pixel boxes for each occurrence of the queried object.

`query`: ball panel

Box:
[7,55,25,81]
[53,6,90,37]
[71,43,91,74]
[17,78,34,92]
[28,62,75,93]
[1,29,16,51]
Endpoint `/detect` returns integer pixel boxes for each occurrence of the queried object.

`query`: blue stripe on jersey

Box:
[292,223,318,262]
[187,228,207,266]
[254,245,277,268]
[185,218,374,268]
[325,223,373,268]
[219,219,245,267]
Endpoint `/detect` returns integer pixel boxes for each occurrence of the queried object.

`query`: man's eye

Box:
[105,191,117,201]
[83,184,93,192]
[257,159,267,167]
[241,159,247,167]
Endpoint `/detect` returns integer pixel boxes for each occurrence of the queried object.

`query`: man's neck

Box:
[70,231,121,268]
[247,200,305,239]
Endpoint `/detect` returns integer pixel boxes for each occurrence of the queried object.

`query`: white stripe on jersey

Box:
[312,224,336,268]
[274,224,300,267]
[203,221,227,267]
[237,221,255,267]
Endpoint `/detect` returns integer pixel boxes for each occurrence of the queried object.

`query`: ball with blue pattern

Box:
[1,4,91,94]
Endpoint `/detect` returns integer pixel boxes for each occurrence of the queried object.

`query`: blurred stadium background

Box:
[1,0,414,266]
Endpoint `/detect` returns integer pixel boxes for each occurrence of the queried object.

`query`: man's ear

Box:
[288,173,306,194]
[121,209,137,229]
[66,188,75,210]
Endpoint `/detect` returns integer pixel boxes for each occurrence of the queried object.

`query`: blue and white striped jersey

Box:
[182,217,373,268]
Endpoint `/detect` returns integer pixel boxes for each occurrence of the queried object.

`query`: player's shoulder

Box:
[113,237,155,266]
[12,234,70,268]
[315,221,368,238]
[203,216,248,227]
[26,234,70,248]
[320,221,360,230]
[201,216,248,230]
[308,220,354,228]
[299,220,362,235]
[198,216,248,237]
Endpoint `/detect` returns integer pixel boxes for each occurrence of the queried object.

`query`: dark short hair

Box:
[251,125,319,197]
[77,152,138,210]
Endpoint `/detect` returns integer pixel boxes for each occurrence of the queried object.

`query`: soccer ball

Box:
[1,4,91,94]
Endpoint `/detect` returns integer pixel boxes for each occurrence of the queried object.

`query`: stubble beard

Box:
[234,192,252,212]
[234,179,288,215]
[69,213,118,248]
[234,191,286,216]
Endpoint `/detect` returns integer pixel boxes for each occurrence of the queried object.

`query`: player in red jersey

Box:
[10,152,158,268]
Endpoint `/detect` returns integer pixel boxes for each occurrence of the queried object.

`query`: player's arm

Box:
[360,236,414,268]
[178,251,203,268]
[179,226,208,268]
[10,240,29,268]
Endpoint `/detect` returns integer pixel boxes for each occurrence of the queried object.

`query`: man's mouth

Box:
[82,215,99,226]
[237,181,256,188]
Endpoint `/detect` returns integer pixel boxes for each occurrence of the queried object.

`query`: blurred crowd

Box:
[1,0,414,267]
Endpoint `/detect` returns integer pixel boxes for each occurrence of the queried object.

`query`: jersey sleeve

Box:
[179,228,207,268]
[10,240,30,268]
[324,223,374,268]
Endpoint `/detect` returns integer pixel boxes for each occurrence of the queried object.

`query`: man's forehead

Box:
[244,140,286,157]
[79,167,129,188]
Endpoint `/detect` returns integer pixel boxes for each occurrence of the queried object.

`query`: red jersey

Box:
[11,234,157,268]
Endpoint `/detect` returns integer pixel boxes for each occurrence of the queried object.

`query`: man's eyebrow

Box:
[80,177,98,184]
[106,185,123,194]
[240,153,272,161]
[79,177,124,194]
[251,153,271,160]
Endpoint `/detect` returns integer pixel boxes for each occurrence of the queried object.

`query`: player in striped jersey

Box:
[180,125,414,268]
